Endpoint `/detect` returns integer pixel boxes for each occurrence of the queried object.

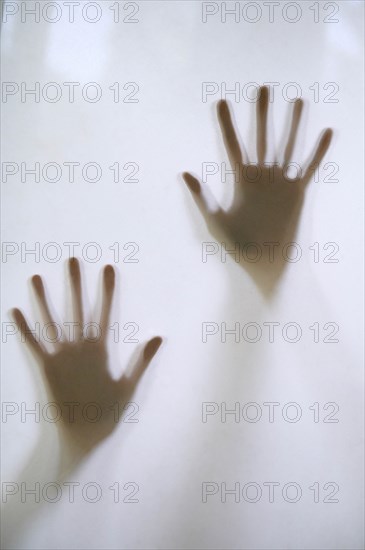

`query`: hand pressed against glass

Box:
[12,258,162,455]
[183,87,333,294]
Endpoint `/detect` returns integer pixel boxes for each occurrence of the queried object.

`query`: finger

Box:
[99,265,115,340]
[303,128,333,185]
[182,172,221,223]
[126,337,163,389]
[31,275,62,347]
[69,257,84,340]
[256,86,269,165]
[11,308,47,362]
[283,99,303,166]
[217,100,245,168]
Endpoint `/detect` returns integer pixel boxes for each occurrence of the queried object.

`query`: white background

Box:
[1,1,364,548]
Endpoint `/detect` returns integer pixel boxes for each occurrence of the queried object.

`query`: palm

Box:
[43,341,118,446]
[214,164,305,246]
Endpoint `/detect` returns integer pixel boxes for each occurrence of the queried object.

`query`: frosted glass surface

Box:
[1,1,363,549]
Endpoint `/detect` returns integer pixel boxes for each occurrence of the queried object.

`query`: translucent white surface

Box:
[1,1,364,549]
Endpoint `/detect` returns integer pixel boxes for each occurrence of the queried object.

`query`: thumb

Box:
[119,336,163,393]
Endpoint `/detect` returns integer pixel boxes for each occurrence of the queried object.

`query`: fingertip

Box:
[69,257,80,271]
[153,336,163,346]
[11,307,23,324]
[322,128,333,148]
[69,258,82,284]
[182,172,201,194]
[104,264,115,287]
[294,98,304,111]
[11,307,21,318]
[31,274,43,293]
[217,99,228,114]
[104,264,115,278]
[143,336,163,361]
[259,85,269,100]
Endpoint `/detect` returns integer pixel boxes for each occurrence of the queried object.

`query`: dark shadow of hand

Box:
[12,258,162,464]
[183,86,333,296]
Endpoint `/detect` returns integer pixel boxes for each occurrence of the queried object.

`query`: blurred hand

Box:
[12,258,162,457]
[183,86,333,294]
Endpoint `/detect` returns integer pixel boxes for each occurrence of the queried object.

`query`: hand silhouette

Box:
[12,258,162,459]
[183,86,333,294]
